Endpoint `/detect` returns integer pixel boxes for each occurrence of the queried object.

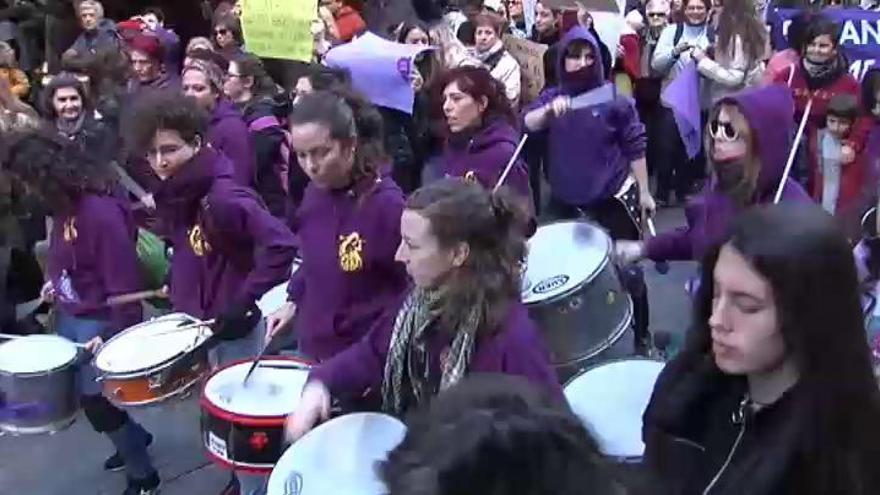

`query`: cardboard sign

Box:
[241,0,316,62]
[541,0,618,13]
[503,36,548,104]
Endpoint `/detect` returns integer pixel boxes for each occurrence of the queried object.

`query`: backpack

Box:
[248,115,291,195]
[673,22,715,47]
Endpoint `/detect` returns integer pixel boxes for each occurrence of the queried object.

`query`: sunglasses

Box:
[709,120,739,141]
[647,12,666,17]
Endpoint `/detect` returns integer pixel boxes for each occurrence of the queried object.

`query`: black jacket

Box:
[642,355,809,495]
[238,96,295,219]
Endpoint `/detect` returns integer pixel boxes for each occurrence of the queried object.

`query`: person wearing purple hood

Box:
[265,89,409,363]
[434,66,531,209]
[524,26,655,352]
[616,85,811,265]
[182,58,256,188]
[125,91,296,495]
[5,133,160,495]
[284,179,561,440]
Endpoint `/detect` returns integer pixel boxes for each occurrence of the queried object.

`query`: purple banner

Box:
[661,61,702,160]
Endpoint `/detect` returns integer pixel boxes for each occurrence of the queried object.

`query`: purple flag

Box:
[661,61,701,160]
[324,32,434,115]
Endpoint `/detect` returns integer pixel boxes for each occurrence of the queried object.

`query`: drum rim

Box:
[524,220,613,305]
[862,207,878,240]
[562,355,665,388]
[94,315,209,377]
[549,294,634,368]
[201,356,312,422]
[0,335,79,376]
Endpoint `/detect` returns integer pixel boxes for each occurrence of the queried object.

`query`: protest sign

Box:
[662,62,702,159]
[768,8,880,80]
[503,36,548,104]
[241,0,316,62]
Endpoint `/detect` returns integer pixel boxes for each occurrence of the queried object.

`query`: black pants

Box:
[546,196,651,349]
[653,106,692,203]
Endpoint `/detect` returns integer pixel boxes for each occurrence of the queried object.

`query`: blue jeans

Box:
[55,312,106,396]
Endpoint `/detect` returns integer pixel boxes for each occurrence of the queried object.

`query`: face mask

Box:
[714,159,746,192]
[564,66,596,94]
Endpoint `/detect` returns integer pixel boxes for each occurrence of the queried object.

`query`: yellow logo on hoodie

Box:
[338,232,365,272]
[63,218,78,242]
[188,224,211,257]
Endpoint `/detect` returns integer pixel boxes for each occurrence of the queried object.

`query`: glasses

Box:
[226,73,244,79]
[709,120,739,141]
[647,12,666,17]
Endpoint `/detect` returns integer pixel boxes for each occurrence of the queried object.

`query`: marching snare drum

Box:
[522,221,634,379]
[94,313,212,406]
[257,260,301,316]
[201,357,311,472]
[0,335,79,434]
[563,358,665,461]
[267,412,406,495]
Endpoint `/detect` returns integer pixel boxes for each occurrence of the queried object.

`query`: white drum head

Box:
[564,359,665,458]
[94,313,210,374]
[522,221,611,304]
[268,413,406,495]
[257,283,289,317]
[203,358,309,417]
[0,335,78,374]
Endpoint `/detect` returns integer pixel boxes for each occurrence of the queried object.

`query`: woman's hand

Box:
[40,280,55,304]
[83,336,103,354]
[615,240,646,265]
[548,96,571,119]
[841,144,855,165]
[640,190,657,218]
[285,381,331,442]
[691,47,707,62]
[673,42,692,56]
[410,69,424,92]
[266,301,296,341]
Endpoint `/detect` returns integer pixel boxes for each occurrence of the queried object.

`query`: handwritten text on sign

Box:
[241,0,316,62]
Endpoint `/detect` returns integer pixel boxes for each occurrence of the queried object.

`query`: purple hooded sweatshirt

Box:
[310,294,563,404]
[209,99,256,188]
[287,172,409,361]
[525,27,646,206]
[154,147,296,319]
[48,194,143,339]
[441,118,531,200]
[646,85,811,262]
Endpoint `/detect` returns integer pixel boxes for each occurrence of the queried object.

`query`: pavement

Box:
[0,207,696,495]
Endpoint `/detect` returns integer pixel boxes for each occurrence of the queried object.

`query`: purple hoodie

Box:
[209,99,256,188]
[154,147,296,319]
[646,85,811,262]
[287,172,409,361]
[441,118,531,200]
[310,294,563,403]
[525,27,646,206]
[48,194,143,338]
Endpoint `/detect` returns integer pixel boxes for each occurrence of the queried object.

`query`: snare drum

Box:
[563,358,665,461]
[522,221,634,379]
[0,335,79,434]
[201,357,311,472]
[94,313,212,406]
[267,412,406,495]
[257,261,301,316]
[862,207,878,240]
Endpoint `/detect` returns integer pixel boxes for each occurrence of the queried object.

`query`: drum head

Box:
[94,313,210,374]
[564,359,665,458]
[267,413,406,495]
[0,335,78,374]
[257,283,290,317]
[203,358,309,417]
[522,221,611,304]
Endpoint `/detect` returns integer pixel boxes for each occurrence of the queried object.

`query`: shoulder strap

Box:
[706,23,715,43]
[484,49,507,72]
[673,23,684,46]
[248,115,283,133]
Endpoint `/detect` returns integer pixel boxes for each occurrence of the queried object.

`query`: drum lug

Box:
[113,387,124,400]
[147,373,165,390]
[568,296,582,311]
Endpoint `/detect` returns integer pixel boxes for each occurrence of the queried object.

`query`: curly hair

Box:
[430,66,516,134]
[405,179,529,334]
[3,131,114,214]
[122,89,210,155]
[381,373,625,495]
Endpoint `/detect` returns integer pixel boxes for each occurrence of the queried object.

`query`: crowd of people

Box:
[1,0,880,494]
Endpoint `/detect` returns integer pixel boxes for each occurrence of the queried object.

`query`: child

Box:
[0,41,28,99]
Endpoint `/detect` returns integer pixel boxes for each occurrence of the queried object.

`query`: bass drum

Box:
[522,221,633,381]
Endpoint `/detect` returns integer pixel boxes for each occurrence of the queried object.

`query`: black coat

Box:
[239,96,289,218]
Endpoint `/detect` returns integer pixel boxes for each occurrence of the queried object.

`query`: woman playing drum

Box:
[264,90,409,362]
[286,179,561,439]
[5,133,159,495]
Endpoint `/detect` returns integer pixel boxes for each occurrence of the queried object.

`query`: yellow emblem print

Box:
[63,218,78,242]
[338,232,365,272]
[463,170,478,183]
[187,224,212,257]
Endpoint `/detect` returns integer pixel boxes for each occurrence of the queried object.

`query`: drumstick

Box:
[106,289,167,307]
[774,98,813,205]
[645,218,670,275]
[492,134,529,193]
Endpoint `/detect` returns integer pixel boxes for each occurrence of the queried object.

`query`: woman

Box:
[285,179,560,439]
[40,73,116,166]
[381,374,624,495]
[265,90,409,362]
[5,133,159,495]
[126,33,177,94]
[433,67,530,205]
[212,14,244,59]
[396,21,431,45]
[643,203,880,495]
[692,0,766,103]
[124,91,296,495]
[223,53,292,218]
[651,0,714,87]
[471,13,521,106]
[181,58,255,187]
[770,15,860,190]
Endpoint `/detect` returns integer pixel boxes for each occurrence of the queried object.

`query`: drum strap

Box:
[613,175,643,239]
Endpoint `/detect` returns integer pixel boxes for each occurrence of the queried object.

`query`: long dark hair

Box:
[715,0,767,64]
[288,89,387,184]
[381,374,625,495]
[686,204,880,494]
[431,66,516,133]
[230,53,277,97]
[405,179,529,334]
[3,131,114,215]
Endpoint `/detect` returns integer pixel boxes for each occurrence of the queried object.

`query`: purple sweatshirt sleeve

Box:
[91,204,143,338]
[613,99,647,162]
[644,227,695,262]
